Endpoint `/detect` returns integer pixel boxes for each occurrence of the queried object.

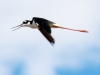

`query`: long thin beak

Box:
[11,24,23,31]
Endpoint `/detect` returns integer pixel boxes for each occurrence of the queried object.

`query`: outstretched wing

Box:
[32,17,55,45]
[38,25,55,45]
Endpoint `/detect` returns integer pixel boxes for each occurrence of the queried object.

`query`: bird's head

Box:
[22,20,31,27]
[11,20,36,31]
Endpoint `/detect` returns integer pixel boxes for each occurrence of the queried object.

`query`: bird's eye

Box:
[23,21,27,24]
[23,20,29,24]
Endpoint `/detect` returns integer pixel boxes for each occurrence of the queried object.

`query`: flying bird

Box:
[11,17,88,45]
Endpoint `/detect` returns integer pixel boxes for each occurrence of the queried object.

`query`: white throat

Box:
[30,21,37,29]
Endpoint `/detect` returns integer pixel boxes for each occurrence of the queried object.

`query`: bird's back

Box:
[33,17,54,34]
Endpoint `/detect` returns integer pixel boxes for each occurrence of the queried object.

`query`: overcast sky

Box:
[0,0,100,75]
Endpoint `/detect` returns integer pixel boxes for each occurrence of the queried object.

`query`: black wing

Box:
[38,26,55,45]
[32,17,54,34]
[32,17,55,45]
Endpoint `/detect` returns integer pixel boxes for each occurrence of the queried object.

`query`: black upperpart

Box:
[32,17,55,45]
[32,17,54,34]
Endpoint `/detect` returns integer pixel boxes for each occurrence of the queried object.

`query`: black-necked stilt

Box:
[11,17,88,45]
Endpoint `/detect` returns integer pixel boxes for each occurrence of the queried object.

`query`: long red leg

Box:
[61,27,88,33]
[52,26,89,33]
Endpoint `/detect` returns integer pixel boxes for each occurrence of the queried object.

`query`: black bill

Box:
[11,24,22,31]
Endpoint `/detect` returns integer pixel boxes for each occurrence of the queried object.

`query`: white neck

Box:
[30,21,37,29]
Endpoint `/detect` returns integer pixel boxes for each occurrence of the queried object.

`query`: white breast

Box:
[30,21,38,29]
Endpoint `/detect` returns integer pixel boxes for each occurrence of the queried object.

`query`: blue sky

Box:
[0,0,100,75]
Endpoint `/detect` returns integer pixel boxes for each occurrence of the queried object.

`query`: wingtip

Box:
[49,39,55,46]
[51,43,55,47]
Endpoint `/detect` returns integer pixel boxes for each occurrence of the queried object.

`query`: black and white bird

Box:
[11,17,88,45]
